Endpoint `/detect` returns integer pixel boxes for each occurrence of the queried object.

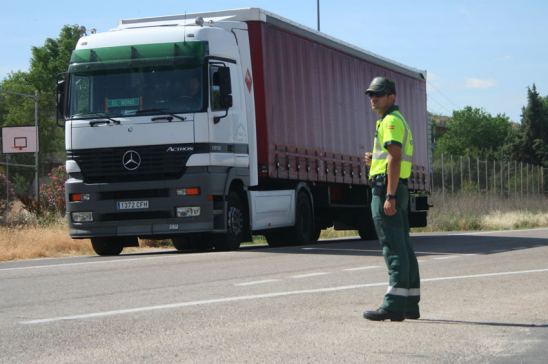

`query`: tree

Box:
[514,85,548,166]
[435,107,512,159]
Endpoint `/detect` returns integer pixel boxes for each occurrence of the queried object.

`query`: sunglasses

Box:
[368,92,387,98]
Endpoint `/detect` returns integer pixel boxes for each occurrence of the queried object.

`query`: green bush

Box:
[40,165,66,214]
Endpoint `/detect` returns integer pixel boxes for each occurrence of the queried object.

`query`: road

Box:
[1,228,547,363]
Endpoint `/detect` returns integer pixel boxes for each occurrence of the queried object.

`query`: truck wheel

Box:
[311,225,322,242]
[91,237,123,256]
[292,191,314,245]
[214,192,245,251]
[172,234,214,252]
[358,210,378,240]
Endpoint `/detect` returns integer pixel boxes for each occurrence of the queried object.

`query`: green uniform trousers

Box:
[371,181,420,315]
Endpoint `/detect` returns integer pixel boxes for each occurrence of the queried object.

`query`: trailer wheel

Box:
[214,192,245,251]
[91,237,124,256]
[292,191,314,245]
[358,210,378,241]
[311,225,322,242]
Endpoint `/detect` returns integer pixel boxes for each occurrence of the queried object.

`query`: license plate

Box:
[117,200,149,210]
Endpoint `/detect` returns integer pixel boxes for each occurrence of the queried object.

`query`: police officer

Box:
[363,77,420,321]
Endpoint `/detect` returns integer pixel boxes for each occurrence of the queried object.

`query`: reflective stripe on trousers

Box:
[386,286,421,297]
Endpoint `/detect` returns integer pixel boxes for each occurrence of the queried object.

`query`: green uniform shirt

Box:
[370,105,414,179]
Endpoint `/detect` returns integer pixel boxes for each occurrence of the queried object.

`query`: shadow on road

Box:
[414,318,548,328]
[109,230,547,259]
[253,233,548,258]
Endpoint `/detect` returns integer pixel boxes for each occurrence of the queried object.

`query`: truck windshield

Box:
[68,65,204,118]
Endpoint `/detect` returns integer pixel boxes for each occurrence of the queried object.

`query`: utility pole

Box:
[317,0,321,31]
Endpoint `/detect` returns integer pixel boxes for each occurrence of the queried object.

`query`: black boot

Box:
[363,308,405,321]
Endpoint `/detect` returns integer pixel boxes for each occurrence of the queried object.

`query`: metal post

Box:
[507,161,510,198]
[493,160,496,194]
[468,156,472,187]
[520,162,523,197]
[515,161,518,198]
[460,156,463,192]
[317,0,320,31]
[34,90,39,203]
[450,154,454,194]
[526,163,529,197]
[501,160,503,197]
[485,159,488,194]
[538,166,544,196]
[441,153,445,201]
[4,155,9,215]
[477,158,480,193]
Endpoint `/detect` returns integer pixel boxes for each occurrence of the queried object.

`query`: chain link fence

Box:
[432,154,547,199]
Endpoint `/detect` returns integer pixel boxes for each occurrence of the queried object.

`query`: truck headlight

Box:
[71,211,93,222]
[66,160,81,174]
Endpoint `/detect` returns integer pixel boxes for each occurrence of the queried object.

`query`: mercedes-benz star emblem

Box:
[122,150,141,171]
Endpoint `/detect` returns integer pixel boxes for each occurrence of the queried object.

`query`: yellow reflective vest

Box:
[370,106,413,179]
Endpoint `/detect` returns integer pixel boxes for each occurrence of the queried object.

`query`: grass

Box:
[0,221,94,261]
[416,192,548,232]
[1,192,546,262]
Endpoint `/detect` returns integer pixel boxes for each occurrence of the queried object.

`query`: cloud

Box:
[465,78,497,89]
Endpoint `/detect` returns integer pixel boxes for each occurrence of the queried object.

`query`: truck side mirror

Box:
[56,74,67,127]
[214,67,233,124]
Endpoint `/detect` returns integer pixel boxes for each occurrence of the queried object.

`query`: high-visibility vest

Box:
[370,107,413,179]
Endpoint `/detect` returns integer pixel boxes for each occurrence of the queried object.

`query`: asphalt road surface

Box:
[1,228,547,363]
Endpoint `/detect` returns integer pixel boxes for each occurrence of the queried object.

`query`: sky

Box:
[1,0,547,123]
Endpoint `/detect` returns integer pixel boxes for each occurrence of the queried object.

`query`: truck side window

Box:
[210,65,223,111]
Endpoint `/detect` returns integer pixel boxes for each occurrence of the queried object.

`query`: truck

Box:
[57,8,430,256]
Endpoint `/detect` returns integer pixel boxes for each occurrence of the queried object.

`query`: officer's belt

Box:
[371,174,408,185]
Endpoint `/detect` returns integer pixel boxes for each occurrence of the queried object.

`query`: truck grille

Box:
[67,144,194,183]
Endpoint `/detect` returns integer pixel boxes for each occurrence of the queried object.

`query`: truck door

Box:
[208,62,246,166]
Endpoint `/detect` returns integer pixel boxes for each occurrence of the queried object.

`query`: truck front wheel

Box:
[91,237,124,256]
[214,192,245,251]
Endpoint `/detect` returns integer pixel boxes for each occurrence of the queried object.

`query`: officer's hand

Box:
[364,152,372,167]
[384,199,397,216]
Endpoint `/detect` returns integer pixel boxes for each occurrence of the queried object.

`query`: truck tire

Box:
[311,225,322,242]
[267,191,314,246]
[358,210,378,241]
[291,191,314,245]
[172,234,213,252]
[91,237,124,256]
[214,192,245,251]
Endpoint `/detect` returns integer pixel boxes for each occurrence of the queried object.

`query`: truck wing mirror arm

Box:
[213,90,233,124]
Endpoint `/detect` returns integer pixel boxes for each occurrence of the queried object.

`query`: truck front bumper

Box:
[65,168,227,239]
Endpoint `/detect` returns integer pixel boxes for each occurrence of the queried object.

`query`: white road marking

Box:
[433,256,459,260]
[21,267,548,325]
[291,272,329,279]
[0,254,184,272]
[302,247,381,253]
[302,247,457,256]
[235,279,281,287]
[455,227,548,235]
[343,266,381,271]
